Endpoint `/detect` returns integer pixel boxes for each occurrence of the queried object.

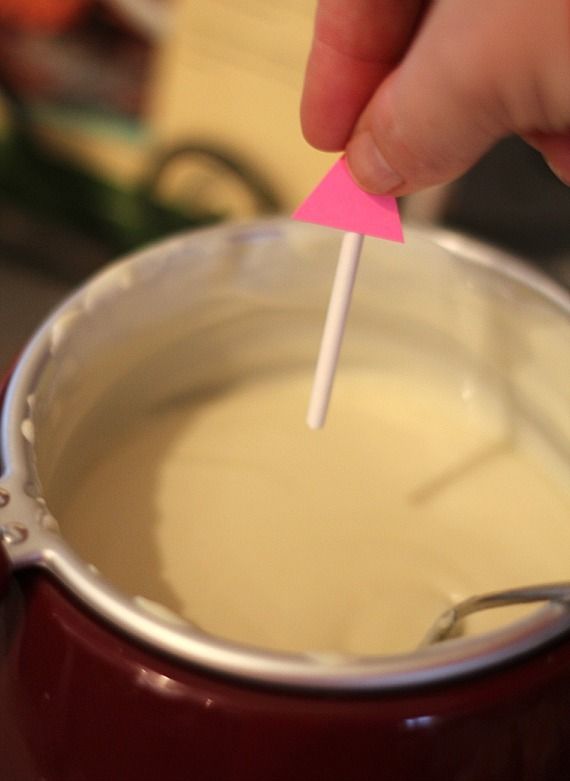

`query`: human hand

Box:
[301,0,570,195]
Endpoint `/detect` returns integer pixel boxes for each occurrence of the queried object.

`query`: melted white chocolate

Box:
[55,368,570,655]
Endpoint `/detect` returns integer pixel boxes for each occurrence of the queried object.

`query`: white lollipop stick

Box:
[306,232,364,429]
[293,157,403,428]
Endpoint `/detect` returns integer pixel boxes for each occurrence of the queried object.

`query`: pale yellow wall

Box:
[148,0,333,211]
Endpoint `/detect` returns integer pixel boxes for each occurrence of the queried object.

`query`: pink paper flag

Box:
[292,157,403,242]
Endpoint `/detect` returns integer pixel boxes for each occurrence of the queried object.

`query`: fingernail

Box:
[347,131,404,194]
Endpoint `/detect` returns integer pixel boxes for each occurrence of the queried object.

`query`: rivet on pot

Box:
[0,523,28,545]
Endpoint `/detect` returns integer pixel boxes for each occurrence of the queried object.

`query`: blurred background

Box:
[1,0,569,373]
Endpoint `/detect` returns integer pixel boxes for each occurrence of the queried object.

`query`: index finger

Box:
[301,0,427,151]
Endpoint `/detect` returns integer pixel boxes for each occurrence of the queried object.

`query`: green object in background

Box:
[0,122,218,281]
[0,74,281,283]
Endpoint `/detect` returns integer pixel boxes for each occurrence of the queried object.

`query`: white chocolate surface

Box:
[54,367,570,654]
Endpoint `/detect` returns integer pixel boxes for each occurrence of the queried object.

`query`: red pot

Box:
[1,221,569,780]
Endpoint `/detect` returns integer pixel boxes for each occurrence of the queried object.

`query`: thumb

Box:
[345,0,569,196]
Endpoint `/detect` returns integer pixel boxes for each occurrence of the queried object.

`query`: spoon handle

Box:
[422,582,570,646]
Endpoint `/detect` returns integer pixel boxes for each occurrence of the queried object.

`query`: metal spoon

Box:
[422,582,570,646]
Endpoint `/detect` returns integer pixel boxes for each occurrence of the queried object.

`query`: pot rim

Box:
[1,219,569,692]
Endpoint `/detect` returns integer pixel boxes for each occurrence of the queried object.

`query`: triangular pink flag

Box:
[292,157,403,242]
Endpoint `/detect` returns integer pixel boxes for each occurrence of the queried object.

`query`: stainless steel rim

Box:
[1,219,570,692]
